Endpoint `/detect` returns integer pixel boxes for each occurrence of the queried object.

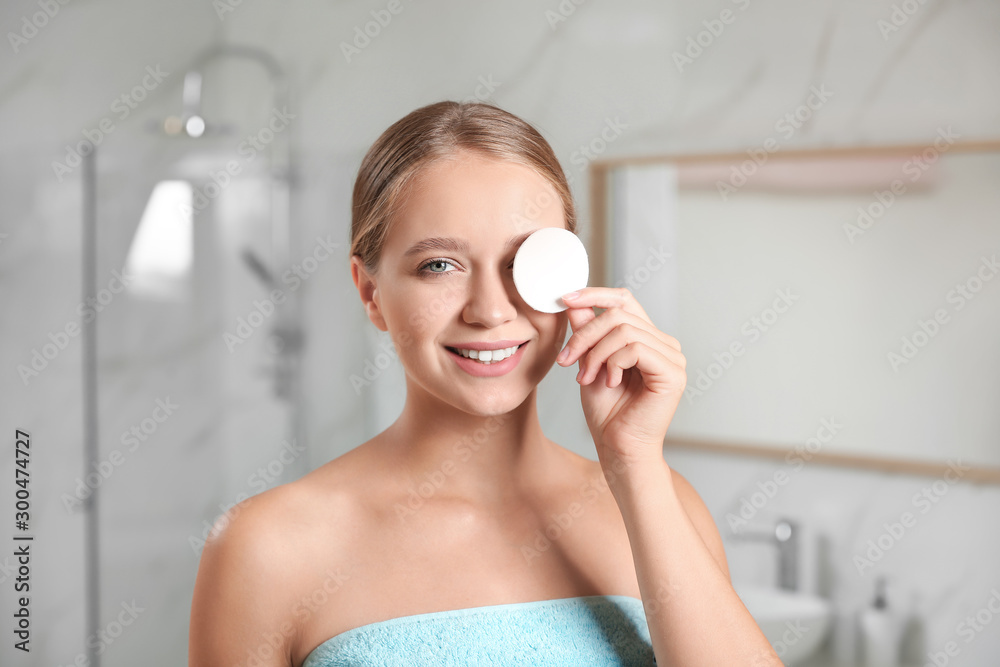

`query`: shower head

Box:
[146,70,237,138]
[145,45,287,141]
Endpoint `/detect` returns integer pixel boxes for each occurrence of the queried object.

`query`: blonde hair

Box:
[350,100,577,274]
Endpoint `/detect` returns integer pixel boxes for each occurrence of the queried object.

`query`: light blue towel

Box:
[302,594,656,666]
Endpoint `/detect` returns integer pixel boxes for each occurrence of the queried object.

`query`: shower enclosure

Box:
[79,45,306,666]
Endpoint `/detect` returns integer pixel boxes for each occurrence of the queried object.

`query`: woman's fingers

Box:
[563,299,597,336]
[575,321,686,386]
[603,341,680,393]
[563,287,655,328]
[558,295,681,367]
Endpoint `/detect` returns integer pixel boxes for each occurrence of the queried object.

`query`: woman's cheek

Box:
[539,313,568,354]
[402,280,461,327]
[395,329,415,350]
[407,309,428,335]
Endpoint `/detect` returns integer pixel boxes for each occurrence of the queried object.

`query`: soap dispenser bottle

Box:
[859,575,905,666]
[899,590,927,665]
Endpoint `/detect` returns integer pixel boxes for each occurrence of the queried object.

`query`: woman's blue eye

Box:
[419,259,455,275]
[417,259,515,275]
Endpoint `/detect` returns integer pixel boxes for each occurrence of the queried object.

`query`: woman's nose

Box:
[462,269,519,327]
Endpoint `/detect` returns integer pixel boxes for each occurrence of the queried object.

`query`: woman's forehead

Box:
[408,153,555,200]
[389,160,563,243]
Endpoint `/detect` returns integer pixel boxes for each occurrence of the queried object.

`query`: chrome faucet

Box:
[731,518,799,592]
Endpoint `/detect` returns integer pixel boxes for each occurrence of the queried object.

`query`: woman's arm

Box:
[664,466,730,580]
[555,286,780,666]
[189,494,296,667]
[607,457,780,666]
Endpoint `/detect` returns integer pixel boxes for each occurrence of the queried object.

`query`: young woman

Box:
[189,101,780,666]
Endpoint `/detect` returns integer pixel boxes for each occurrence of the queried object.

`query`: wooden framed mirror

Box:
[589,140,1000,483]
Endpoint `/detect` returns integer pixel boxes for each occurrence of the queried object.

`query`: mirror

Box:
[591,141,1000,482]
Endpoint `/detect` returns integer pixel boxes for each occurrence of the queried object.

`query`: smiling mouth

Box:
[445,342,527,364]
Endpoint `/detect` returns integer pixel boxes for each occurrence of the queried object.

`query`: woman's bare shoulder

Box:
[209,446,378,555]
[189,448,377,666]
[193,462,353,594]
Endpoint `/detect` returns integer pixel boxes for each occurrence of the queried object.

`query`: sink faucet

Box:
[730,518,799,592]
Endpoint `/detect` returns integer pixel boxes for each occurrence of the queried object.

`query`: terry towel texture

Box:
[302,594,656,666]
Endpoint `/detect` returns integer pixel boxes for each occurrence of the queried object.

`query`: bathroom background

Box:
[1,0,998,665]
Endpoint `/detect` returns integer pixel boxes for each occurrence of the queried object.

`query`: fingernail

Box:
[556,346,569,362]
[562,291,579,300]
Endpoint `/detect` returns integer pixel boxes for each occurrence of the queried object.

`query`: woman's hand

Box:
[555,287,687,473]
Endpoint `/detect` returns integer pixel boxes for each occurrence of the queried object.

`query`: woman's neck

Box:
[375,386,567,507]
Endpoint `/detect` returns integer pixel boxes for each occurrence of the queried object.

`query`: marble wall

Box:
[1,0,997,665]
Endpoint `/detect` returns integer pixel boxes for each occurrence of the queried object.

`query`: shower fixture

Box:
[172,42,304,405]
[241,247,276,287]
[166,71,208,137]
[143,43,302,403]
[81,44,306,667]
[145,70,237,139]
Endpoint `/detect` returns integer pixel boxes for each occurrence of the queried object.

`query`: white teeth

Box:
[453,344,521,364]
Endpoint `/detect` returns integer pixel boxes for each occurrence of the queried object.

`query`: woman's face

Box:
[352,150,570,416]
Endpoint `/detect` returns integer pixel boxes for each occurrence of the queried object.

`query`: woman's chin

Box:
[450,387,532,417]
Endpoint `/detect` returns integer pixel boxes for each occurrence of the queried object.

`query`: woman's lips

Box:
[445,341,528,377]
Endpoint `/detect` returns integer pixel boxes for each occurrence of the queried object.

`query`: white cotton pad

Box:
[513,227,589,313]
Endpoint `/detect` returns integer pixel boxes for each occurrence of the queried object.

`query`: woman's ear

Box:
[351,255,388,332]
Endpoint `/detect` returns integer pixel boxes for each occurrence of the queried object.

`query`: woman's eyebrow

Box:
[403,231,537,258]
